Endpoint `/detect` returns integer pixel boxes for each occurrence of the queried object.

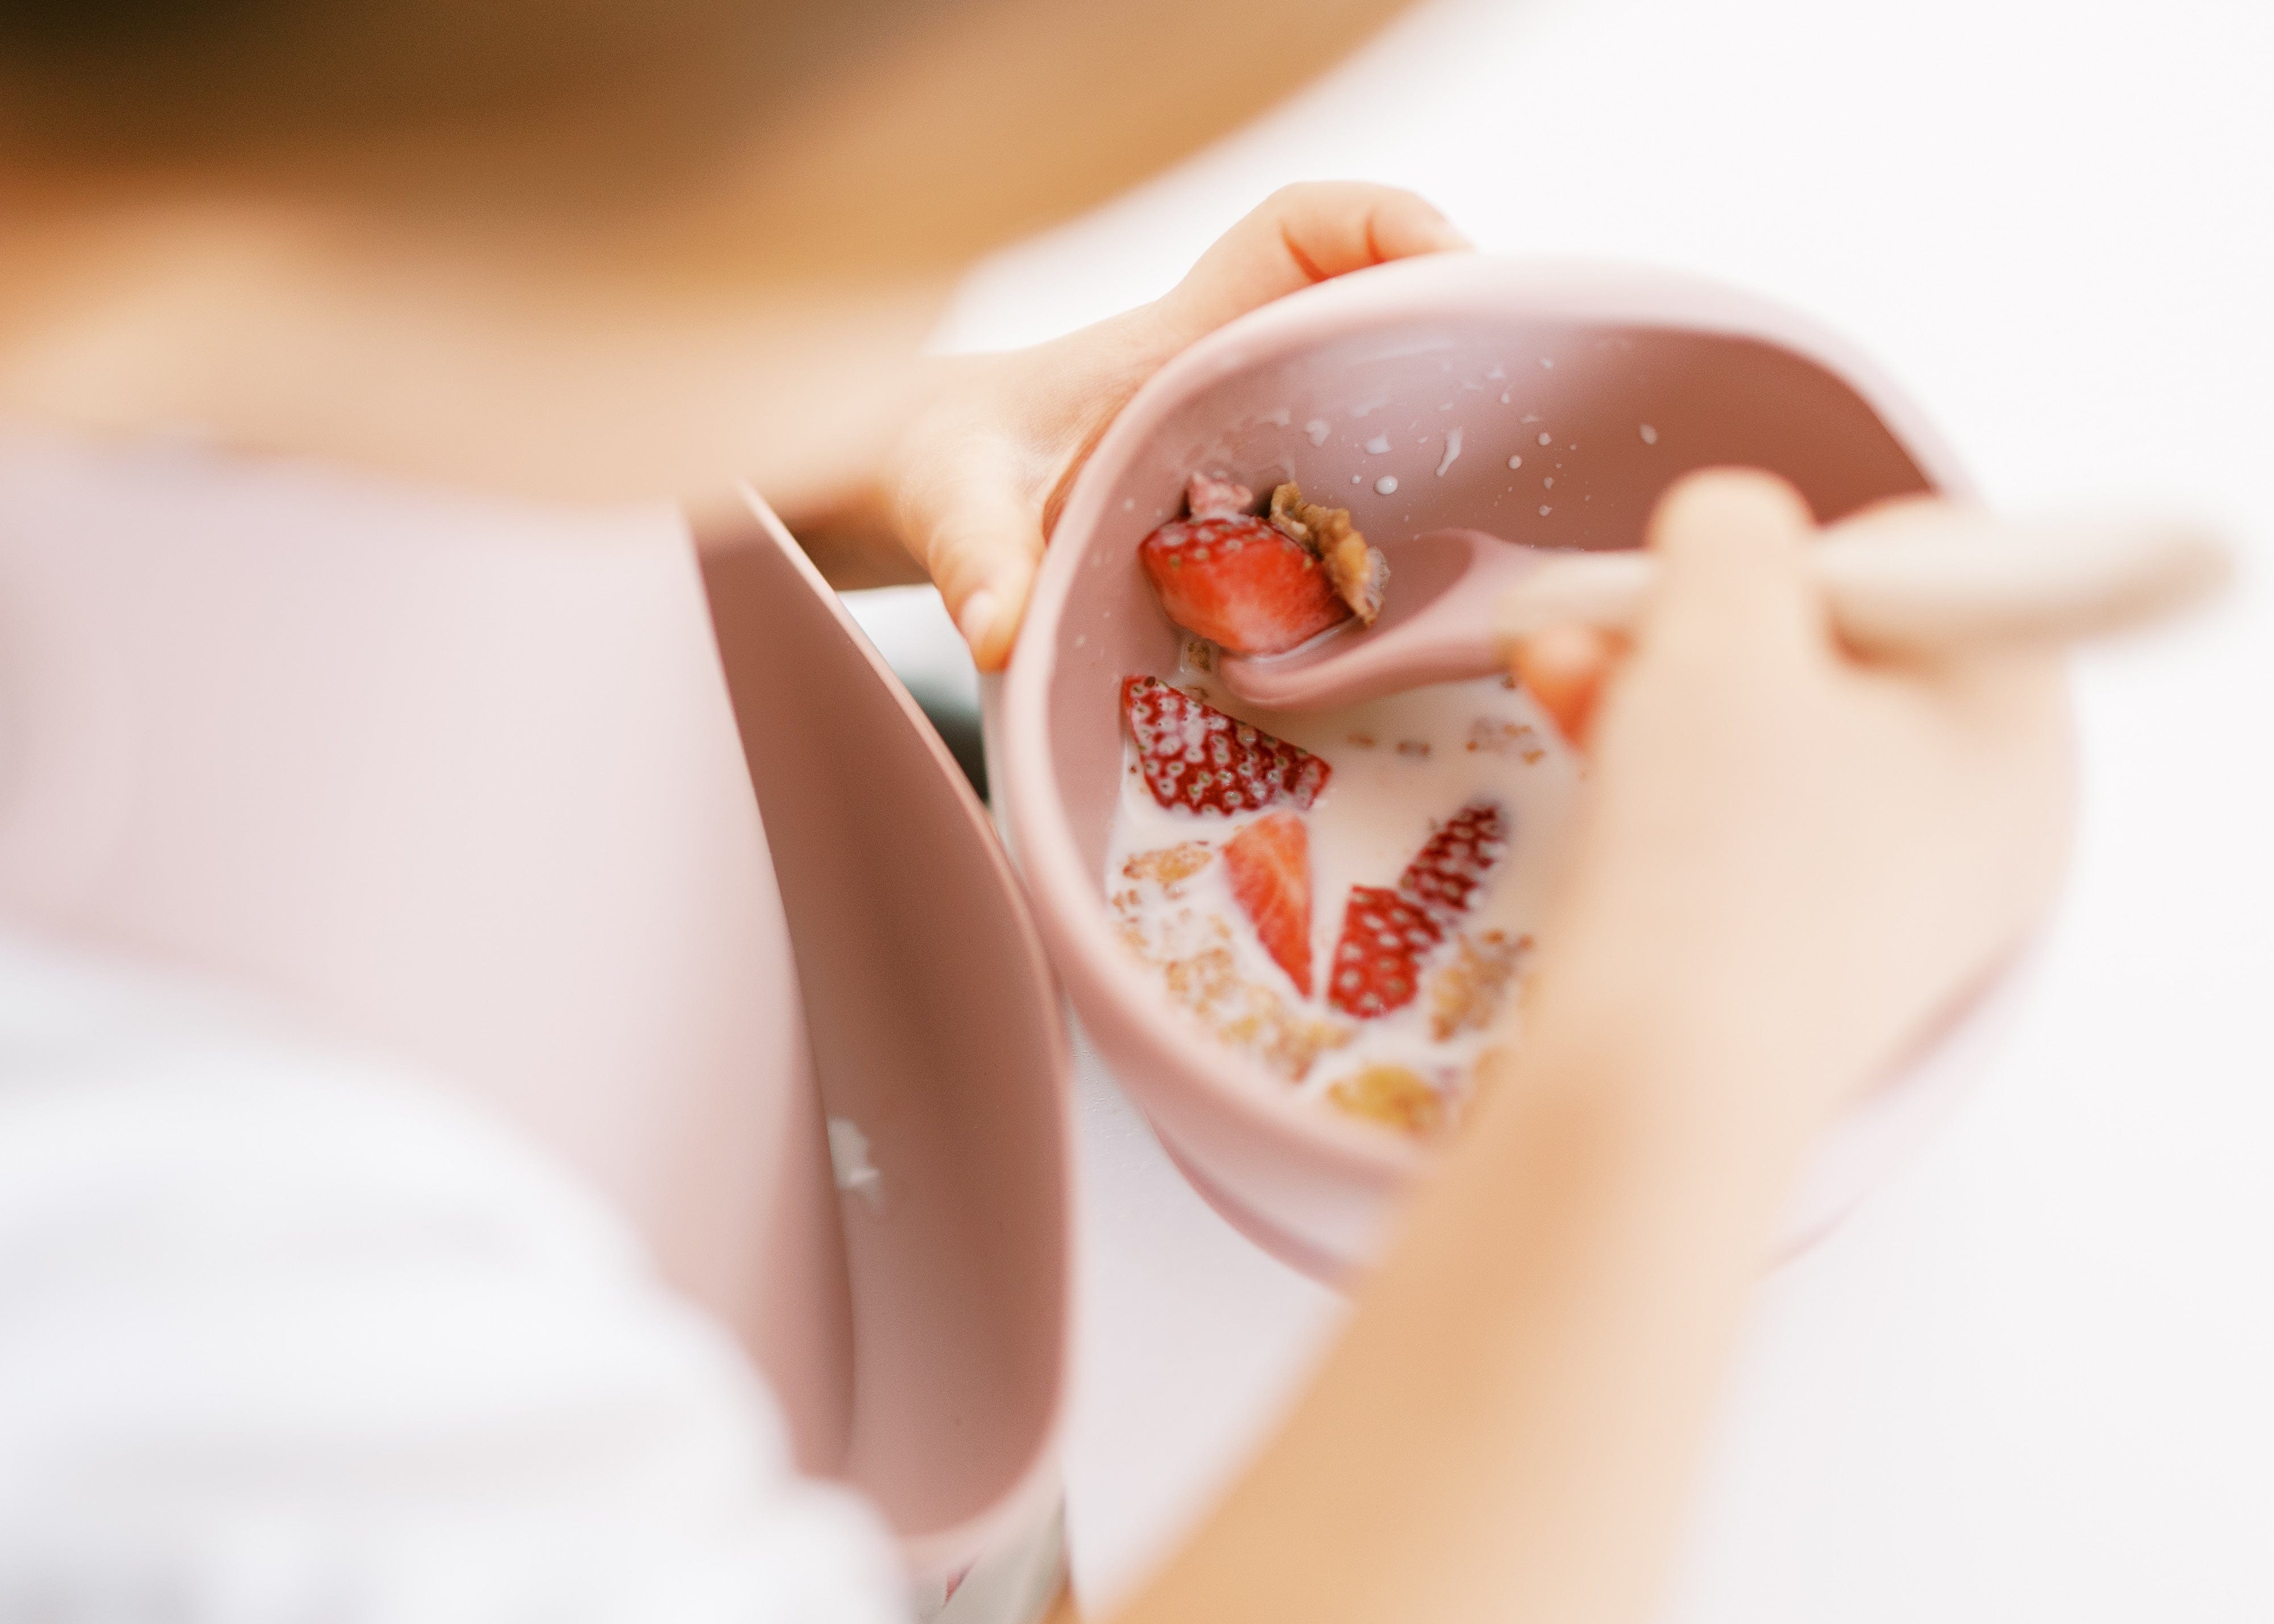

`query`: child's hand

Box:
[1512,470,2074,1114]
[877,182,1468,669]
[1117,472,2074,1624]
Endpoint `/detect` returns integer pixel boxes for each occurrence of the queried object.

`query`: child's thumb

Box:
[1641,469,1824,669]
[915,451,1044,673]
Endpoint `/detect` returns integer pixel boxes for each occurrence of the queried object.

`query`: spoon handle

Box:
[1493,509,2232,657]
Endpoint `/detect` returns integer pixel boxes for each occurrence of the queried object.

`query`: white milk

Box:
[1105,657,1586,1136]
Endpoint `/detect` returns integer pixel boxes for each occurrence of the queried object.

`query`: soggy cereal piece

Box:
[1181,636,1217,675]
[1221,993,1354,1081]
[1467,717,1546,763]
[1347,732,1376,749]
[1327,1064,1445,1138]
[1119,898,1231,963]
[1158,942,1351,1082]
[1395,739,1431,759]
[1116,900,1347,1080]
[1160,942,1236,1003]
[1269,481,1388,624]
[1427,930,1531,1040]
[1121,841,1214,898]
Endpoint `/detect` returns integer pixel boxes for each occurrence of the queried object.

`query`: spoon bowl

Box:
[1218,527,1549,709]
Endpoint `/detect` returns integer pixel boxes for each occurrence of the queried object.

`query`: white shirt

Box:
[0,932,911,1622]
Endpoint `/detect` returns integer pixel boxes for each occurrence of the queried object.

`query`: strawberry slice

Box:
[1139,512,1352,657]
[1223,812,1314,995]
[1326,885,1442,1019]
[1122,676,1331,816]
[1397,801,1508,928]
[1327,801,1510,1020]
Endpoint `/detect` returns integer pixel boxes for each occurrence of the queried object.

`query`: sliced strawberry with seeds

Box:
[1397,800,1508,928]
[1326,802,1509,1021]
[1326,885,1442,1019]
[1121,676,1331,816]
[1223,812,1313,996]
[1138,512,1352,657]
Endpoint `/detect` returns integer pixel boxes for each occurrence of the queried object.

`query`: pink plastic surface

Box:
[999,255,2016,1278]
[699,496,1072,1575]
[0,432,1070,1581]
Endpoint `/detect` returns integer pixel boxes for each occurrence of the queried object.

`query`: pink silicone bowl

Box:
[999,255,2023,1279]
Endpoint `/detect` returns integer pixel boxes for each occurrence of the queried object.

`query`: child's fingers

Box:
[904,442,1044,672]
[1639,468,1825,672]
[1508,624,1622,748]
[919,184,1464,668]
[1156,182,1471,340]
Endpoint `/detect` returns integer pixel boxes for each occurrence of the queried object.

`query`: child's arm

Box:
[771,181,1470,666]
[1098,472,2072,1624]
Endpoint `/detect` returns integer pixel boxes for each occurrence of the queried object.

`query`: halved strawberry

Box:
[1397,801,1508,928]
[1326,885,1442,1019]
[1139,513,1352,657]
[1223,812,1313,995]
[1122,676,1332,816]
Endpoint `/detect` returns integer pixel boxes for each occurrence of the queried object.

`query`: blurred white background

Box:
[861,0,2273,1615]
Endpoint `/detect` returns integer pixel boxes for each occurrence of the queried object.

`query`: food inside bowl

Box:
[1109,505,1582,1136]
[1135,474,1388,655]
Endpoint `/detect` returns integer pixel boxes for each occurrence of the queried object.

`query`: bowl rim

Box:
[1001,253,1973,1182]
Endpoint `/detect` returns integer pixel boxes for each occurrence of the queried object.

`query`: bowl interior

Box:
[1046,313,1941,884]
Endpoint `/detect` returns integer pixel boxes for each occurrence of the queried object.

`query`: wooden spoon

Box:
[1217,505,2231,711]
